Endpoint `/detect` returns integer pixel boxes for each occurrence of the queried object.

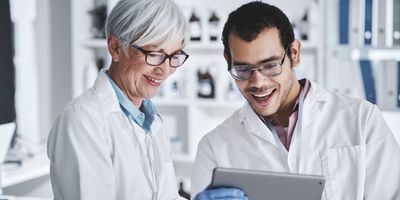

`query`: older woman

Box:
[47,0,189,199]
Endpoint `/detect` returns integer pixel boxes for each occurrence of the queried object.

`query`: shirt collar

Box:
[105,71,157,133]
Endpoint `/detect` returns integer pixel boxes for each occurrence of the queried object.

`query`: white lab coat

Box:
[191,81,400,200]
[47,72,181,200]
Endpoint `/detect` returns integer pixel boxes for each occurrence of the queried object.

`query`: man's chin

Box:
[249,103,277,117]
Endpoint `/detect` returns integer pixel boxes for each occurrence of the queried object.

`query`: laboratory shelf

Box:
[329,46,400,61]
[186,40,317,52]
[192,99,244,108]
[0,195,51,200]
[1,151,49,188]
[185,42,223,52]
[152,98,190,107]
[81,39,107,48]
[300,41,319,53]
[81,39,225,52]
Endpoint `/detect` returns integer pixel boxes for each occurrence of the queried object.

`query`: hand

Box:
[194,187,248,200]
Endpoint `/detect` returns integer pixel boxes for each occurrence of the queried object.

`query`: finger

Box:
[209,188,246,198]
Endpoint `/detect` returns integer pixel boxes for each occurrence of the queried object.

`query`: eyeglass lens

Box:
[231,62,282,80]
[146,52,188,67]
[230,48,287,80]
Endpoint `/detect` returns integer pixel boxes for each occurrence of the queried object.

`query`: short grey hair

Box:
[105,0,189,50]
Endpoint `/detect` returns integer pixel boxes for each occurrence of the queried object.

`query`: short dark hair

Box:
[222,1,295,70]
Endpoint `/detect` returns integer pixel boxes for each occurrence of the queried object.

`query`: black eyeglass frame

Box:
[130,44,189,68]
[229,46,289,81]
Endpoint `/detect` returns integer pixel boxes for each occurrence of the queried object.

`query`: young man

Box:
[192,2,400,200]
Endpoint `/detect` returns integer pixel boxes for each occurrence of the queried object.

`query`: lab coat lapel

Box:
[93,70,121,113]
[297,81,328,173]
[302,81,328,129]
[240,103,277,146]
[150,115,162,134]
[93,70,133,135]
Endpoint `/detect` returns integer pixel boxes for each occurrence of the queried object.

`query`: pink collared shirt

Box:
[261,79,311,150]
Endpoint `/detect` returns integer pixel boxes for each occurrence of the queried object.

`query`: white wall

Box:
[36,0,73,140]
[11,0,73,144]
[11,0,40,142]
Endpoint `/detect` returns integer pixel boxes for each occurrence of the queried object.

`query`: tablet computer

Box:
[210,167,325,200]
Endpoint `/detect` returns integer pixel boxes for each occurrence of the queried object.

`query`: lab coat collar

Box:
[302,80,328,128]
[237,80,329,145]
[92,70,121,113]
[308,80,329,102]
[93,70,163,133]
[239,103,277,146]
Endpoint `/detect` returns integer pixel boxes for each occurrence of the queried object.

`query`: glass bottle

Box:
[189,10,202,41]
[208,11,220,41]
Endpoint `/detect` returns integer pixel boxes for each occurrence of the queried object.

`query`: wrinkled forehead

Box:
[141,41,184,54]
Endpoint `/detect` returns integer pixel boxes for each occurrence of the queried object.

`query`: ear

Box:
[108,35,121,62]
[290,40,301,68]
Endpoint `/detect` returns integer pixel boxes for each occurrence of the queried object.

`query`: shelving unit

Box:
[155,98,245,161]
[323,0,400,111]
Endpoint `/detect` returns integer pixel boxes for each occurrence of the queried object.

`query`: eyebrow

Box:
[232,55,282,66]
[146,46,184,54]
[171,49,184,54]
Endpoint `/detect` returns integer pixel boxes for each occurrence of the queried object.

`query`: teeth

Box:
[146,76,162,83]
[254,93,269,98]
[252,89,274,98]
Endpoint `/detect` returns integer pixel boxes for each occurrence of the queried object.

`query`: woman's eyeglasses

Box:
[131,44,189,68]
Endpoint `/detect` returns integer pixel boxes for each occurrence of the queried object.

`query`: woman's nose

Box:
[154,59,172,74]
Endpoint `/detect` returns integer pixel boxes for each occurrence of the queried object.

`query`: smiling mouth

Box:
[250,88,276,103]
[144,75,162,84]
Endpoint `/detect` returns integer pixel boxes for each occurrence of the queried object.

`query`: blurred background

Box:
[1,0,399,199]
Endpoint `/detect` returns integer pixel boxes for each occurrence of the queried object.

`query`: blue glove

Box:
[194,187,248,200]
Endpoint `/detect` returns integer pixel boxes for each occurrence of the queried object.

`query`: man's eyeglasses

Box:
[131,44,189,68]
[229,47,288,81]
